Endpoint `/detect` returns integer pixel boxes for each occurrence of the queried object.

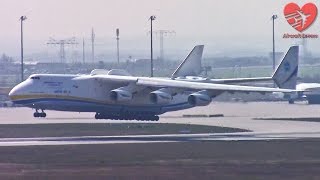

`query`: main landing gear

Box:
[33,109,47,118]
[95,112,159,121]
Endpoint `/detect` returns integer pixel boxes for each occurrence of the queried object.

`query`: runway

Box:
[1,101,320,146]
[1,131,320,146]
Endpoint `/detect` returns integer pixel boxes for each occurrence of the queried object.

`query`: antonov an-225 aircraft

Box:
[9,45,299,121]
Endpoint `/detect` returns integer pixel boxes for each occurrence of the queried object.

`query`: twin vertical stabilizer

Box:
[171,45,204,78]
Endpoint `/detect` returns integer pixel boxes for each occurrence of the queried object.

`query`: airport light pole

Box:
[272,15,277,87]
[271,15,277,72]
[116,28,120,64]
[149,15,156,77]
[20,16,27,82]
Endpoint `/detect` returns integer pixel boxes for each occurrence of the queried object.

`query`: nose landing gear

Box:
[33,109,47,118]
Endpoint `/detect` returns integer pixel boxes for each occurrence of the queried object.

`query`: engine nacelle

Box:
[150,90,173,104]
[188,91,211,106]
[110,88,133,102]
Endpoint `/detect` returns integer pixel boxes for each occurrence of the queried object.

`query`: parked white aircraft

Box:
[9,45,298,121]
[296,83,320,104]
[277,83,320,104]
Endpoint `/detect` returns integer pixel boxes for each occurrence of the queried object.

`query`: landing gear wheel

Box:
[95,113,101,119]
[94,112,159,121]
[33,109,47,118]
[33,112,39,117]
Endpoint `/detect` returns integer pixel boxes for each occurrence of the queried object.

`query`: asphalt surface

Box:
[1,101,320,146]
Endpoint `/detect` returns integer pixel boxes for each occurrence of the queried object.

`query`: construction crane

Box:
[47,37,78,63]
[149,30,175,61]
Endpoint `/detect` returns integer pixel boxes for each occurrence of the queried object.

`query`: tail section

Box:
[171,45,204,78]
[272,46,299,89]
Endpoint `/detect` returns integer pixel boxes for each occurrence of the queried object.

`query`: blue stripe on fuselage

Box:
[12,97,191,112]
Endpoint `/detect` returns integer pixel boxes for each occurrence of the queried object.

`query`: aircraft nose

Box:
[8,84,22,100]
[8,88,17,100]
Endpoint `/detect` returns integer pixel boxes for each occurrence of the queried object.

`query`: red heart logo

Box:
[284,3,318,32]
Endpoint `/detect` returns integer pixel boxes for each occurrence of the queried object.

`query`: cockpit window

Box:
[30,76,40,80]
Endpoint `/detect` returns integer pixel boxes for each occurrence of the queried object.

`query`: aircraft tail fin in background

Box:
[171,45,204,78]
[272,45,299,89]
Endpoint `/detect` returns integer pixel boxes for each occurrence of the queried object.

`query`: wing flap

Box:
[209,77,272,84]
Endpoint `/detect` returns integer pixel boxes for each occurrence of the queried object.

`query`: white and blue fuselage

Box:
[9,74,193,116]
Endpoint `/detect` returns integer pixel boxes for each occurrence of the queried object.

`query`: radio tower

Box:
[82,38,85,64]
[151,30,175,61]
[47,37,78,63]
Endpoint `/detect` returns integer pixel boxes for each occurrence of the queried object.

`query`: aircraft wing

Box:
[85,75,293,94]
[137,77,293,94]
[80,74,293,96]
[207,77,272,84]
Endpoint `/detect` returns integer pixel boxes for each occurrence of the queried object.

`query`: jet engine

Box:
[150,89,173,104]
[110,87,133,102]
[188,90,211,106]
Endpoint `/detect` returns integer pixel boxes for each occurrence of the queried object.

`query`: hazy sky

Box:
[1,0,320,59]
